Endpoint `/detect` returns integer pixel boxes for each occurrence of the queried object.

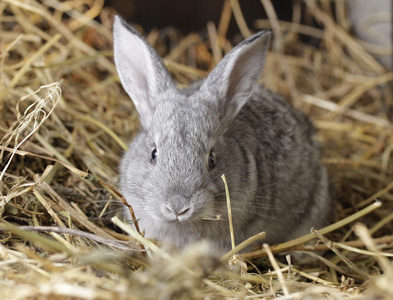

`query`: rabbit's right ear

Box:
[201,30,271,125]
[113,16,175,127]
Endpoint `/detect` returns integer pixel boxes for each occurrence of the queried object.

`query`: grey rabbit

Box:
[113,15,331,253]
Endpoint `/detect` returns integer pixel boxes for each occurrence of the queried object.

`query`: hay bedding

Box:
[0,0,393,299]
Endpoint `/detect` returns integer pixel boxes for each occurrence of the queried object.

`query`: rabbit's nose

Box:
[165,205,190,217]
[164,200,193,221]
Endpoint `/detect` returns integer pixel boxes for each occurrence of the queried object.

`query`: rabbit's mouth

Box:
[157,191,215,223]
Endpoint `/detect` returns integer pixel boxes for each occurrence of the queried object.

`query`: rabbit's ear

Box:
[202,31,271,122]
[113,16,175,127]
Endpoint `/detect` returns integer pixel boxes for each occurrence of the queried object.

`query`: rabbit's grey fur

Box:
[113,16,331,253]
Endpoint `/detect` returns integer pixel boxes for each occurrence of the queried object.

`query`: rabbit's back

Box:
[224,86,331,245]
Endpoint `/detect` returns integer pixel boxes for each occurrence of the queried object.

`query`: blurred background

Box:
[106,0,392,70]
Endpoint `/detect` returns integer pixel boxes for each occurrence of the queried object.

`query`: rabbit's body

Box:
[114,16,331,253]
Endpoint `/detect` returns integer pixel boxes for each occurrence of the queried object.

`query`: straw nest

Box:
[1,0,393,299]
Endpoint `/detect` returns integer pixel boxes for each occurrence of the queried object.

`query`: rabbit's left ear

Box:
[113,16,175,128]
[201,31,271,121]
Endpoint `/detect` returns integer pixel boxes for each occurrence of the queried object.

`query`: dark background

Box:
[105,0,295,34]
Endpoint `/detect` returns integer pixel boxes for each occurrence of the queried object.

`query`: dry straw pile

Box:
[1,0,393,299]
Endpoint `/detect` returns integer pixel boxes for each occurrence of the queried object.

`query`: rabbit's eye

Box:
[208,150,215,170]
[151,148,157,164]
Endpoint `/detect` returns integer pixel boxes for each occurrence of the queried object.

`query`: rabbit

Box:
[113,15,331,253]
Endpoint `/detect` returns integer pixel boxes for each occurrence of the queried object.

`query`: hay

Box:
[1,0,393,299]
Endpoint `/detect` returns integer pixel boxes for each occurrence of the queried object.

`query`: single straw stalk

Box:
[222,174,236,251]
